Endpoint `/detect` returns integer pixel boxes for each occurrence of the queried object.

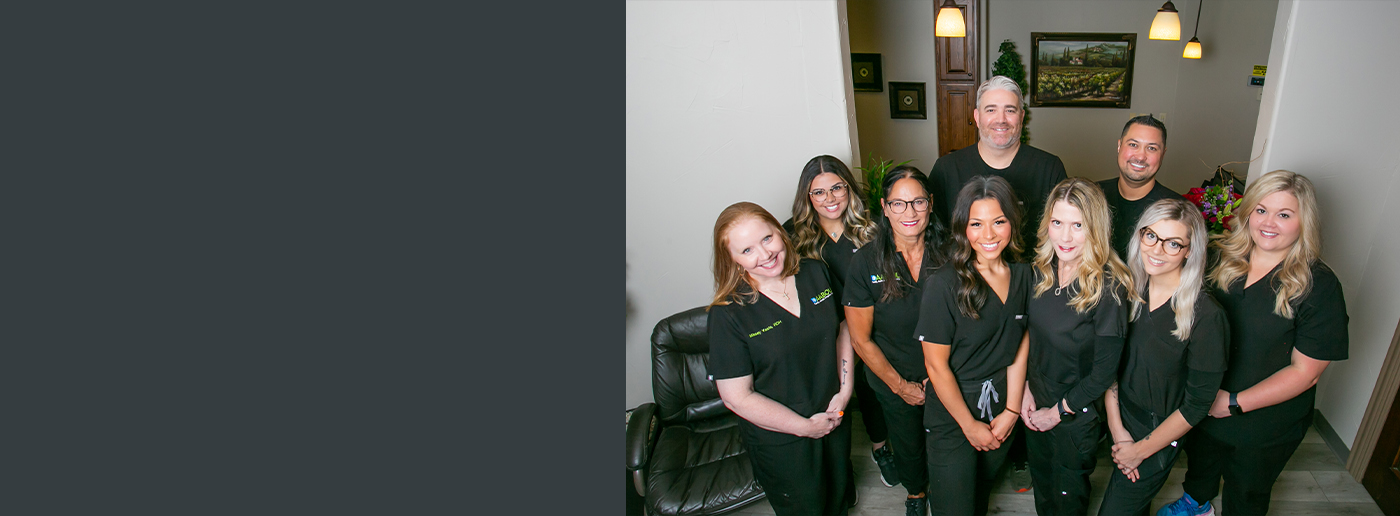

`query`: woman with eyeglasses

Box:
[1018,178,1132,516]
[843,166,950,516]
[916,175,1031,516]
[1164,171,1349,516]
[782,155,897,485]
[1096,198,1229,516]
[708,201,857,516]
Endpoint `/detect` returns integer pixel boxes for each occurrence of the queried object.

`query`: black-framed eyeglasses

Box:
[809,182,849,200]
[1139,227,1188,256]
[885,197,930,214]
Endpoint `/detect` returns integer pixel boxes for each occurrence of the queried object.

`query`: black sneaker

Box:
[1009,462,1032,493]
[905,496,928,516]
[872,445,900,487]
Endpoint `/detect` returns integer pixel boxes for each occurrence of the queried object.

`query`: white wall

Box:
[626,0,859,408]
[984,0,1275,191]
[848,0,942,173]
[1247,0,1400,450]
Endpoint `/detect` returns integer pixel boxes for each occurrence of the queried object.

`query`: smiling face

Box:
[1116,123,1165,187]
[1248,190,1302,255]
[972,89,1023,150]
[725,216,787,281]
[883,177,930,241]
[808,172,849,222]
[1139,219,1190,279]
[966,198,1012,263]
[1046,200,1087,267]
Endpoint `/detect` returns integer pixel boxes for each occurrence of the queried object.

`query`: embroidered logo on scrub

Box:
[809,288,833,305]
[747,320,783,338]
[869,273,902,284]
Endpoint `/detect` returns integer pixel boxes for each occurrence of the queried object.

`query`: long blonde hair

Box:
[790,155,876,261]
[1209,170,1323,319]
[1032,178,1134,312]
[709,202,801,308]
[1127,199,1209,340]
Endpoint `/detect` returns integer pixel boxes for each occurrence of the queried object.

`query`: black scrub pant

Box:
[1179,423,1304,516]
[1097,441,1183,515]
[854,356,890,445]
[1025,408,1100,516]
[865,366,928,496]
[926,377,1014,516]
[746,415,856,516]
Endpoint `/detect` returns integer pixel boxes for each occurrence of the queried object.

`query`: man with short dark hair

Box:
[931,76,1067,261]
[1099,115,1182,260]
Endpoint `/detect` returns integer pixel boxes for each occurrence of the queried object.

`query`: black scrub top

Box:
[1205,261,1349,444]
[1026,266,1128,413]
[1117,290,1229,436]
[842,245,939,382]
[914,263,1031,384]
[708,259,843,446]
[782,219,859,308]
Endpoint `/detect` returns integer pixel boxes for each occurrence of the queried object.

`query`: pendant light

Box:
[1149,1,1181,41]
[935,0,966,38]
[1182,0,1203,59]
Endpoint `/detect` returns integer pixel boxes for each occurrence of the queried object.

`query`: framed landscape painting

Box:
[1030,32,1136,108]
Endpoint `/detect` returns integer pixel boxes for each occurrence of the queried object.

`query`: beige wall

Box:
[847,0,943,174]
[625,0,859,408]
[1247,0,1400,450]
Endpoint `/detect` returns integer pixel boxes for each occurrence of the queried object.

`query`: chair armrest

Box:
[626,403,658,470]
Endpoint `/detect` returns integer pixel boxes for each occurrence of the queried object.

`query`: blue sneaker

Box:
[1156,493,1214,516]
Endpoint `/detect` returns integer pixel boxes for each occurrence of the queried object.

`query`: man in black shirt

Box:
[931,76,1067,261]
[1099,115,1181,260]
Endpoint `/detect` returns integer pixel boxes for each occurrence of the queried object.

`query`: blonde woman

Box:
[1165,170,1350,516]
[1098,199,1228,516]
[1019,178,1132,516]
[708,202,856,516]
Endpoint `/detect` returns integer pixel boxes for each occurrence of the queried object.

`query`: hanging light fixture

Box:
[1149,1,1181,40]
[1182,0,1203,59]
[935,0,966,38]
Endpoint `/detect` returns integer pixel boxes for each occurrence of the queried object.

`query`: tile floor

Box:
[729,415,1384,515]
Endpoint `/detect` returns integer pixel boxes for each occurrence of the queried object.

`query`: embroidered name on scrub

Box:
[810,288,833,305]
[747,320,783,338]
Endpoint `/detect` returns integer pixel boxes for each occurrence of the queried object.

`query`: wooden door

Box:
[934,0,978,157]
[1362,378,1400,515]
[935,0,978,83]
[936,83,976,155]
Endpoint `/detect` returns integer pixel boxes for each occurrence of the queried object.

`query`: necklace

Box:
[764,279,791,300]
[1055,266,1074,296]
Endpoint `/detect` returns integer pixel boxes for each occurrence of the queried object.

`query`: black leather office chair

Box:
[625,306,764,516]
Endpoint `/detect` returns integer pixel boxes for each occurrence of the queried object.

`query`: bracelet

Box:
[1003,408,1020,416]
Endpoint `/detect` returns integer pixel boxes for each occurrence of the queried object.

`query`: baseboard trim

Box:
[1314,409,1350,467]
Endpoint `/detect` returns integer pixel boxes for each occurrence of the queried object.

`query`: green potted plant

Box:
[856,152,911,216]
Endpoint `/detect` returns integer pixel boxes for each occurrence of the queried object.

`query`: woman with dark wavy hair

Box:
[843,165,950,516]
[915,175,1031,516]
[708,201,856,516]
[781,155,895,483]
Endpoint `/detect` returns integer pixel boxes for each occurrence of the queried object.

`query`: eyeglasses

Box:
[885,197,930,214]
[1139,227,1188,256]
[809,182,849,200]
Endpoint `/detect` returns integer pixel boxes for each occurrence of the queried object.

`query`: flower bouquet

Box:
[1184,183,1243,235]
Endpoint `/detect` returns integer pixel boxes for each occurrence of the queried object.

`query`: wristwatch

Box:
[1228,392,1244,416]
[1059,399,1075,418]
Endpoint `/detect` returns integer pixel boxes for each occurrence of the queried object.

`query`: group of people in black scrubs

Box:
[703,76,1348,516]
